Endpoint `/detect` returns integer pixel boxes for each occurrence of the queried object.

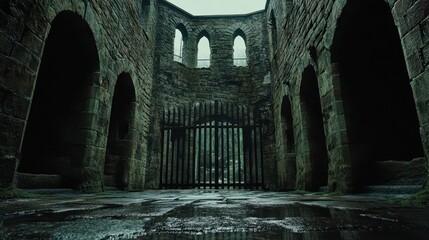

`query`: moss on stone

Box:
[392,190,429,207]
[0,187,37,199]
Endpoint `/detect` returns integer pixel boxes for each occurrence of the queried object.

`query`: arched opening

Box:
[141,0,151,25]
[233,29,247,67]
[197,31,211,68]
[173,24,188,64]
[19,11,100,188]
[173,29,183,62]
[268,10,277,57]
[280,96,297,189]
[104,73,136,190]
[300,66,328,190]
[332,0,425,186]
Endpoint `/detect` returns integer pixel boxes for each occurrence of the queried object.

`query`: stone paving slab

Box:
[1,190,429,239]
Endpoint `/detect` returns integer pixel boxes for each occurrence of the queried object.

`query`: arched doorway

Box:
[19,11,100,188]
[104,73,137,189]
[299,66,329,191]
[280,96,296,190]
[331,0,425,186]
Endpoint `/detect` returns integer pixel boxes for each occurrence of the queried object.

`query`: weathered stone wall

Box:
[268,0,429,192]
[145,1,276,189]
[3,0,426,195]
[0,0,156,192]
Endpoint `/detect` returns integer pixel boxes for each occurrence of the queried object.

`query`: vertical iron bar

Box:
[247,106,253,189]
[253,107,259,188]
[226,103,230,189]
[192,105,198,188]
[203,103,207,189]
[164,109,171,188]
[241,105,246,189]
[181,107,186,188]
[237,104,242,189]
[159,110,165,189]
[258,107,265,189]
[220,102,224,189]
[198,104,202,188]
[209,102,213,188]
[176,108,181,188]
[214,100,219,189]
[187,105,192,188]
[170,109,175,188]
[231,103,236,189]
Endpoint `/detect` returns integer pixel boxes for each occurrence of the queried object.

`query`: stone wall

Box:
[0,0,156,192]
[144,1,276,189]
[2,0,426,195]
[268,0,429,192]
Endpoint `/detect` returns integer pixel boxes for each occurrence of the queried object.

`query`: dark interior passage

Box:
[280,96,297,189]
[332,0,424,185]
[19,11,99,187]
[300,66,329,190]
[104,73,136,189]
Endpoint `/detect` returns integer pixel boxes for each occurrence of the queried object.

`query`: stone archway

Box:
[331,0,425,187]
[104,73,137,190]
[18,11,100,189]
[298,66,329,191]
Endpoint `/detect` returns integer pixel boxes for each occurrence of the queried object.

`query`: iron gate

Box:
[160,101,264,189]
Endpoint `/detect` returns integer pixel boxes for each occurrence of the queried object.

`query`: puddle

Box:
[1,191,429,240]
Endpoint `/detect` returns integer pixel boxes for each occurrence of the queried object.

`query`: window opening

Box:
[197,36,211,68]
[233,35,247,67]
[174,29,184,63]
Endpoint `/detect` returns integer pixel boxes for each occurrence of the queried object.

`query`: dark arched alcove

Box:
[280,96,297,189]
[300,66,329,190]
[268,10,277,56]
[104,73,136,189]
[19,11,100,188]
[332,0,424,186]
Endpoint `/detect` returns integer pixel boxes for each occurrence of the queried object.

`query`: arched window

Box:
[197,35,211,68]
[233,33,247,67]
[269,11,277,56]
[141,0,150,25]
[174,29,184,63]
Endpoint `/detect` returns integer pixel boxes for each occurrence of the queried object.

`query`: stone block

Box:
[21,29,44,57]
[421,16,429,44]
[1,92,30,120]
[374,158,427,185]
[421,123,429,157]
[16,173,62,189]
[0,31,14,55]
[0,114,25,155]
[410,70,429,125]
[422,43,429,65]
[403,0,429,34]
[0,155,18,188]
[405,51,424,79]
[0,54,36,97]
[401,25,423,57]
[393,0,417,21]
[10,42,40,72]
[0,10,25,40]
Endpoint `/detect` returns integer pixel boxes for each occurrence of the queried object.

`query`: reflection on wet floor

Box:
[0,190,428,239]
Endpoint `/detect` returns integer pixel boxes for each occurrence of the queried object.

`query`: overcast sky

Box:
[166,0,267,15]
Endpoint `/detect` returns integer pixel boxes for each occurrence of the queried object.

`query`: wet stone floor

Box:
[1,190,429,239]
